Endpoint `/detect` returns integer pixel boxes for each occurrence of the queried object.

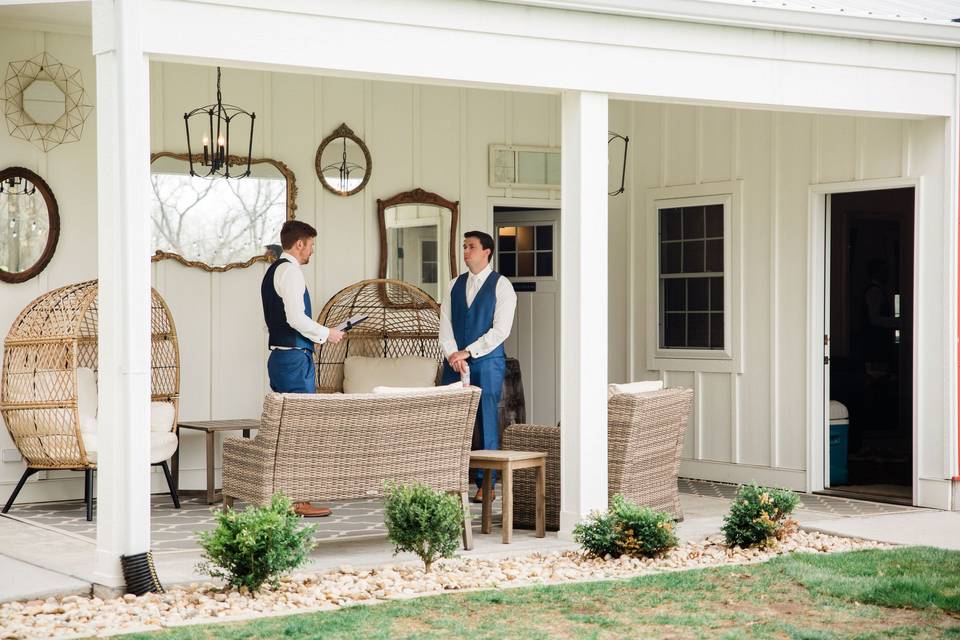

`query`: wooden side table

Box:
[469,450,546,543]
[173,419,259,504]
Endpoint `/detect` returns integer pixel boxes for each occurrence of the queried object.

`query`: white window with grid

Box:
[646,182,742,372]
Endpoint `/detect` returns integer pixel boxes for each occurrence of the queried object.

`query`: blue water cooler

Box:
[829,400,849,486]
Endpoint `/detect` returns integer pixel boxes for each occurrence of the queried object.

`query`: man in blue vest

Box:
[440,230,517,503]
[261,220,344,517]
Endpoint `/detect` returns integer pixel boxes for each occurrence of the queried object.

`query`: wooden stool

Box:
[469,450,546,543]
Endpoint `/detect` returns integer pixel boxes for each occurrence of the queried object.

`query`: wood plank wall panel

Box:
[736,109,773,466]
[774,112,813,471]
[860,118,903,180]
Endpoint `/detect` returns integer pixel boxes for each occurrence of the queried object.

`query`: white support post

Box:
[92,0,153,586]
[559,91,609,536]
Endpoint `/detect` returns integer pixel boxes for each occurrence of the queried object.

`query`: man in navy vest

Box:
[261,220,344,517]
[440,231,517,503]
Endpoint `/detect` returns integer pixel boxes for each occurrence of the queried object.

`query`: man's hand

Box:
[447,350,470,374]
[327,328,345,344]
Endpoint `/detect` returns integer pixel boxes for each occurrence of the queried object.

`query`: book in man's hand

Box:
[335,314,368,332]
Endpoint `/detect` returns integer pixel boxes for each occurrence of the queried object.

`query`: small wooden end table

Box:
[469,450,546,543]
[173,419,259,504]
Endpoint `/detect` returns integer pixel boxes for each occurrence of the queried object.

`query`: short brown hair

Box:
[280,220,317,250]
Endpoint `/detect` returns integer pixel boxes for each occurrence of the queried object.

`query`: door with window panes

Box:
[495,208,560,427]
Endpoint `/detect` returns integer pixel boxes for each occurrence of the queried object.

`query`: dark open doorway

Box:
[826,187,914,504]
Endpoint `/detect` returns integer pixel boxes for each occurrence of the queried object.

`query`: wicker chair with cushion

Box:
[314,279,443,393]
[222,386,481,548]
[503,387,693,531]
[0,280,181,520]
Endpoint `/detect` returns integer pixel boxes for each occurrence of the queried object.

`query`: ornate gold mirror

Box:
[0,167,60,284]
[315,123,371,197]
[149,152,296,272]
[378,188,459,303]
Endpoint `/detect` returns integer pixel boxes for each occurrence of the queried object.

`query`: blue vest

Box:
[451,271,505,363]
[261,258,313,350]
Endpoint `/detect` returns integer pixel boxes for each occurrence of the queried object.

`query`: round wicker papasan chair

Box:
[314,279,443,393]
[0,280,181,521]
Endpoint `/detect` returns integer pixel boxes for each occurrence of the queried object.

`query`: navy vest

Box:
[261,258,313,350]
[451,271,505,363]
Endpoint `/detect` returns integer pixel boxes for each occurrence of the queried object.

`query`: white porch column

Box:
[559,91,609,535]
[92,0,152,585]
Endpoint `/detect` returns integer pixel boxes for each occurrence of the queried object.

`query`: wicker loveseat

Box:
[503,387,693,531]
[222,386,481,548]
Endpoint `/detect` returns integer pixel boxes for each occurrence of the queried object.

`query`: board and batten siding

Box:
[625,102,949,499]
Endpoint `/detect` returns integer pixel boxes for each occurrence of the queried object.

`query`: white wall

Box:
[0,29,100,502]
[623,102,950,505]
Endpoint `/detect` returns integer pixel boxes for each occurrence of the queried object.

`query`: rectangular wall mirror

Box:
[149,152,297,272]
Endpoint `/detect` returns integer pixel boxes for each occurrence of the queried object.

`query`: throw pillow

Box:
[607,379,664,398]
[343,355,440,394]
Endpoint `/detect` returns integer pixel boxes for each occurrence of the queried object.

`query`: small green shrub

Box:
[574,494,678,559]
[721,483,800,548]
[572,510,618,558]
[197,493,316,592]
[383,482,464,572]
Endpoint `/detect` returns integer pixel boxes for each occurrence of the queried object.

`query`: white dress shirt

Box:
[439,263,517,359]
[272,252,329,345]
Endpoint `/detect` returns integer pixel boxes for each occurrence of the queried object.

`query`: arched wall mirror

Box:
[378,188,459,303]
[149,152,297,272]
[0,167,60,284]
[315,123,371,197]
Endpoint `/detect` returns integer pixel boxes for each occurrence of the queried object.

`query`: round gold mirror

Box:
[315,123,371,197]
[0,167,60,284]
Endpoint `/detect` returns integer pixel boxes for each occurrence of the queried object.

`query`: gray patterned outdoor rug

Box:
[678,478,920,517]
[1,495,500,554]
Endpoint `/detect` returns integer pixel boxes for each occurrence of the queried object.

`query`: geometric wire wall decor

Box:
[2,52,94,152]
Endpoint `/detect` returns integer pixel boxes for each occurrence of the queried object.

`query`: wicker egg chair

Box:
[0,280,181,520]
[315,279,443,393]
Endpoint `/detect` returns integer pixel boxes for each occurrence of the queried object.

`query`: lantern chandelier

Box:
[0,174,36,196]
[183,67,256,179]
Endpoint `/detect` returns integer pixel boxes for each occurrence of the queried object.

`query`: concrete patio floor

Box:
[0,479,950,604]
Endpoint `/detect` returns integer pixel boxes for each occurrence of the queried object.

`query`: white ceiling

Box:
[0,1,91,34]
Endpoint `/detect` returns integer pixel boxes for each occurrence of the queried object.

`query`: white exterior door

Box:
[495,209,561,426]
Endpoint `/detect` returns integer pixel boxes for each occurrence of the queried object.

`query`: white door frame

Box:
[806,177,920,500]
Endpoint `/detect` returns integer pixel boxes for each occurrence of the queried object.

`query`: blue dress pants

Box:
[267,348,316,393]
[443,356,506,489]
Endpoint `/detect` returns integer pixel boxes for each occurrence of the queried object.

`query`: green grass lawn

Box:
[124,547,960,639]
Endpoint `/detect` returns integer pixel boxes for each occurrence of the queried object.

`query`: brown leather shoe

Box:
[294,502,332,517]
[470,488,495,504]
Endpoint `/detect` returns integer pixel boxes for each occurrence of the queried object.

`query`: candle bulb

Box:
[202,135,209,166]
[217,134,225,165]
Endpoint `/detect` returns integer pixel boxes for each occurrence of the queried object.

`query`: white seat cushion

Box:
[372,382,465,395]
[343,355,440,394]
[77,367,98,424]
[608,379,664,398]
[80,426,178,464]
[150,401,176,432]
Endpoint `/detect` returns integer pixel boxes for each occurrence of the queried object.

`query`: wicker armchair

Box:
[222,387,482,548]
[1,280,181,520]
[503,387,693,531]
[314,279,443,393]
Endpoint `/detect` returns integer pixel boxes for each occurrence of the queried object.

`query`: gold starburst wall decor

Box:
[2,52,94,152]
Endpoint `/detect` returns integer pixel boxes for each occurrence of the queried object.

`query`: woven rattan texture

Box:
[0,280,180,469]
[503,387,693,530]
[314,279,442,393]
[222,388,480,506]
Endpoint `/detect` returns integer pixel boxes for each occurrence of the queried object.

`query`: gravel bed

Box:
[0,530,890,639]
